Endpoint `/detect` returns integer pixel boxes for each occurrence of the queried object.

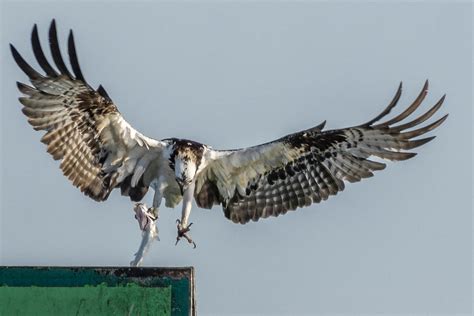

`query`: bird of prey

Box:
[11,20,447,254]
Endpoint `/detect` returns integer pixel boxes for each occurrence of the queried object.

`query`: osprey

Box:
[11,20,447,253]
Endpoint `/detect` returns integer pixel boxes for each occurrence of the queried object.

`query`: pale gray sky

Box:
[1,1,472,315]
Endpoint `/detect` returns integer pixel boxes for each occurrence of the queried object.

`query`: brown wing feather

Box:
[196,81,447,224]
[11,20,162,201]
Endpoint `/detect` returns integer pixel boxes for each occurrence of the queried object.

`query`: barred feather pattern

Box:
[11,20,164,201]
[196,81,447,224]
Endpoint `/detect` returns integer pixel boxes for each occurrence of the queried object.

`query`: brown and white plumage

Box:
[11,21,447,251]
[11,20,169,203]
[195,80,447,224]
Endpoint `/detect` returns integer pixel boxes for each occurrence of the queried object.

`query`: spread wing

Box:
[11,20,165,202]
[195,81,447,224]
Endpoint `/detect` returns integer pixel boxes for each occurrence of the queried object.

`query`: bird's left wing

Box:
[194,82,447,224]
[11,21,166,202]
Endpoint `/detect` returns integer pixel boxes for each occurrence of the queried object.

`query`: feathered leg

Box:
[148,176,167,219]
[176,182,197,248]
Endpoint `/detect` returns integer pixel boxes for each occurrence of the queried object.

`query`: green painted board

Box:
[0,267,195,316]
[0,284,171,315]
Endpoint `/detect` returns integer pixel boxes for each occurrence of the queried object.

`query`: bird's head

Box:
[168,139,205,194]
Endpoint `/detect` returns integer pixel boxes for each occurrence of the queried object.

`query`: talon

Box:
[175,220,197,248]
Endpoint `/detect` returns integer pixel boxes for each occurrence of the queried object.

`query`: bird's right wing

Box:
[11,20,165,202]
[195,81,447,224]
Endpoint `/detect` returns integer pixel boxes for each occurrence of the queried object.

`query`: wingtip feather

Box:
[358,80,403,127]
[67,29,86,82]
[400,114,448,139]
[31,22,58,77]
[48,18,73,78]
[403,136,436,149]
[375,80,430,128]
[10,43,42,79]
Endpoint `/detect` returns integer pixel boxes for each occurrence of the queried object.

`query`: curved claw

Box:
[175,234,196,248]
[175,220,197,248]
